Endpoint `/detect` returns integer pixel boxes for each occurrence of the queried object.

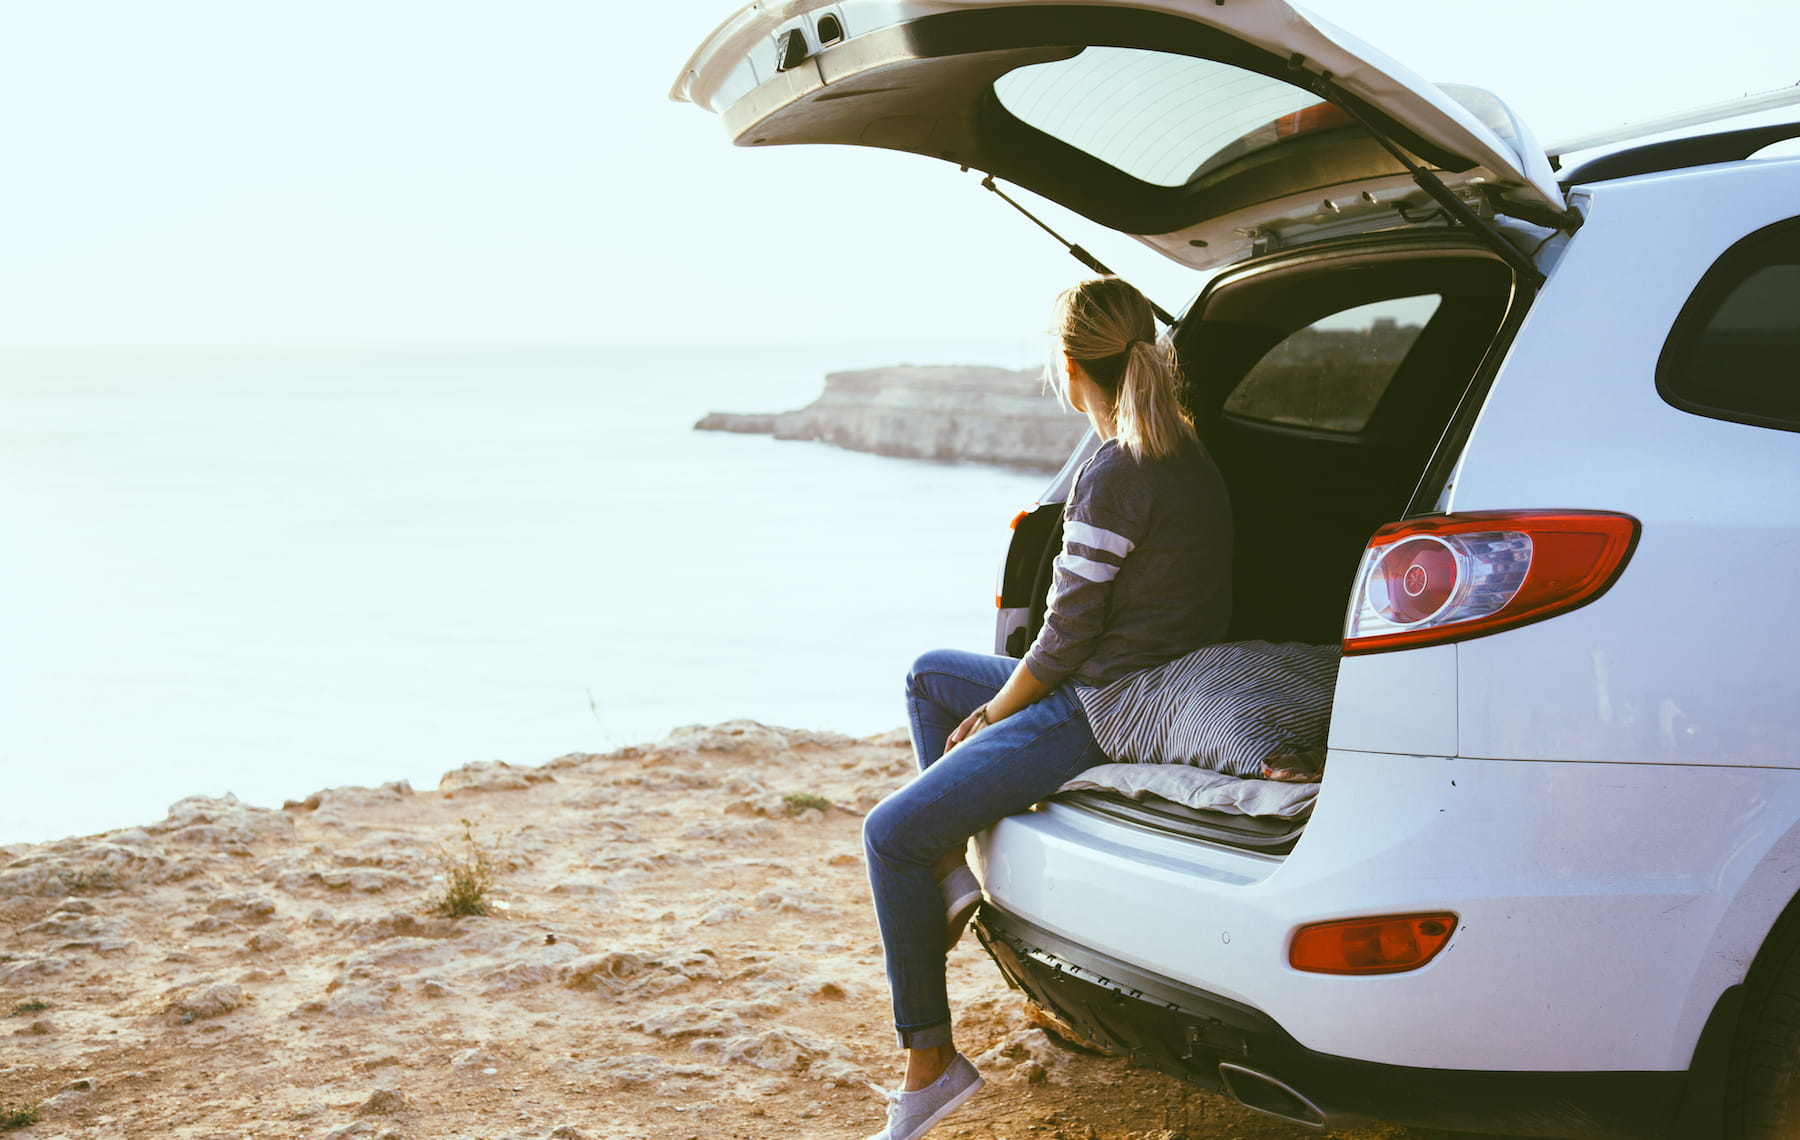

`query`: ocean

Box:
[0,345,1052,845]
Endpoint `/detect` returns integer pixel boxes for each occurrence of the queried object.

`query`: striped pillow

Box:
[1081,641,1341,778]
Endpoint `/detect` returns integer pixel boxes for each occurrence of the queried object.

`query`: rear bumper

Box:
[973,751,1800,1073]
[974,905,1694,1138]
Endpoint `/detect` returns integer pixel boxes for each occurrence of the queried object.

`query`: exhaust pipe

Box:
[1218,1063,1327,1129]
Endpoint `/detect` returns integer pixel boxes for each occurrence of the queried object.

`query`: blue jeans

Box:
[864,648,1106,1048]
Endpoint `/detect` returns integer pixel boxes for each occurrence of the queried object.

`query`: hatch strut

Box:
[975,173,1178,326]
[1301,65,1553,289]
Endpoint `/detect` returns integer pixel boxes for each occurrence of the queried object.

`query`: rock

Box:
[561,951,651,992]
[285,782,414,813]
[679,819,777,844]
[356,1088,409,1116]
[590,1053,716,1088]
[174,982,244,1021]
[732,954,852,1003]
[693,1024,846,1073]
[548,1126,591,1140]
[246,929,290,954]
[206,892,278,924]
[438,760,555,793]
[633,999,780,1040]
[273,867,417,895]
[23,911,132,951]
[299,978,400,1018]
[973,1026,1076,1084]
[0,842,167,897]
[149,794,294,848]
[692,411,777,434]
[0,956,74,984]
[661,720,793,754]
[449,1048,498,1071]
[342,912,456,944]
[565,947,718,998]
[542,751,603,770]
[695,364,1086,471]
[482,937,583,992]
[753,887,838,916]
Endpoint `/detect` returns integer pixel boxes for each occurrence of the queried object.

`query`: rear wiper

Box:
[973,172,1177,327]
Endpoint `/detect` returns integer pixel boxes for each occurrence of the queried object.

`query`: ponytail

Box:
[1051,277,1196,462]
[1113,338,1193,461]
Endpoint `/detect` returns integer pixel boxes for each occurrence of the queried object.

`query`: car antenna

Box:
[974,172,1176,326]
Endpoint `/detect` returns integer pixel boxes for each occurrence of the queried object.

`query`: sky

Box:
[0,0,1797,358]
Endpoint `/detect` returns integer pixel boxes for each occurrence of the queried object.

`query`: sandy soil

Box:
[1,722,1502,1140]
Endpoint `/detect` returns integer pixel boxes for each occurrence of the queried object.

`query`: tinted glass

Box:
[1660,218,1800,431]
[1223,295,1442,432]
[993,47,1329,187]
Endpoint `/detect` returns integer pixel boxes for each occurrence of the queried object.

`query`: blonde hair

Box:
[1051,277,1195,462]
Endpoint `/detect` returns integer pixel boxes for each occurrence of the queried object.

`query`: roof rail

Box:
[1545,82,1800,159]
[1560,122,1800,186]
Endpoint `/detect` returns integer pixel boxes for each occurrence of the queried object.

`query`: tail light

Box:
[1290,913,1457,975]
[1344,510,1639,655]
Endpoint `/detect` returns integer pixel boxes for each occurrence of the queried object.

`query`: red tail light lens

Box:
[1344,510,1639,655]
[1290,913,1457,975]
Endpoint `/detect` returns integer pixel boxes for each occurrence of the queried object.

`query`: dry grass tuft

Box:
[433,818,499,918]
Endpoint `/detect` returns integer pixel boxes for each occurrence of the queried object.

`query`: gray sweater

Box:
[1021,437,1233,691]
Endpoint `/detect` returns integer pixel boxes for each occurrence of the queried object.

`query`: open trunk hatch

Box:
[673,0,1573,268]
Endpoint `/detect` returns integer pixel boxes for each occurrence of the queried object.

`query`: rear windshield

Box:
[992,47,1346,187]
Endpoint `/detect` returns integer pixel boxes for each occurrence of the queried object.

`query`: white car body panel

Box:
[981,751,1800,1071]
[1326,644,1457,757]
[1449,162,1800,769]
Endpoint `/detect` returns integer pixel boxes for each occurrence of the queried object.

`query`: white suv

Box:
[674,4,1800,1136]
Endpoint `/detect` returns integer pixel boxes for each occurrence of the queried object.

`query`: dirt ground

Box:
[1,722,1516,1140]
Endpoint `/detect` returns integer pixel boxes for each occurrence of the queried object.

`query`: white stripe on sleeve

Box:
[1055,552,1120,583]
[1064,520,1135,558]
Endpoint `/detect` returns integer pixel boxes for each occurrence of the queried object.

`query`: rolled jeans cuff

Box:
[895,1019,953,1050]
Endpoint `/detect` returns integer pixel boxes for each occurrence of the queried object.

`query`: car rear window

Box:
[992,46,1342,188]
[1659,216,1800,432]
[1222,294,1442,432]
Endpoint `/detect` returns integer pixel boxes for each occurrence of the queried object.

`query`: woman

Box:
[860,276,1233,1140]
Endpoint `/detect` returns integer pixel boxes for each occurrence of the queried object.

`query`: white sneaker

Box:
[864,1054,984,1140]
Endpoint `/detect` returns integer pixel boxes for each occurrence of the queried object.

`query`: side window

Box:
[1222,294,1442,432]
[1659,217,1800,432]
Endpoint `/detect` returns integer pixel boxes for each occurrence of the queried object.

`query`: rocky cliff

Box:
[695,364,1088,471]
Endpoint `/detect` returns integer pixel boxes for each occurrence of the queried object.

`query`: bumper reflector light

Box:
[1290,912,1457,975]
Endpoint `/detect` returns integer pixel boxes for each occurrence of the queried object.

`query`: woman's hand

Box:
[944,704,992,752]
[943,660,1054,753]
